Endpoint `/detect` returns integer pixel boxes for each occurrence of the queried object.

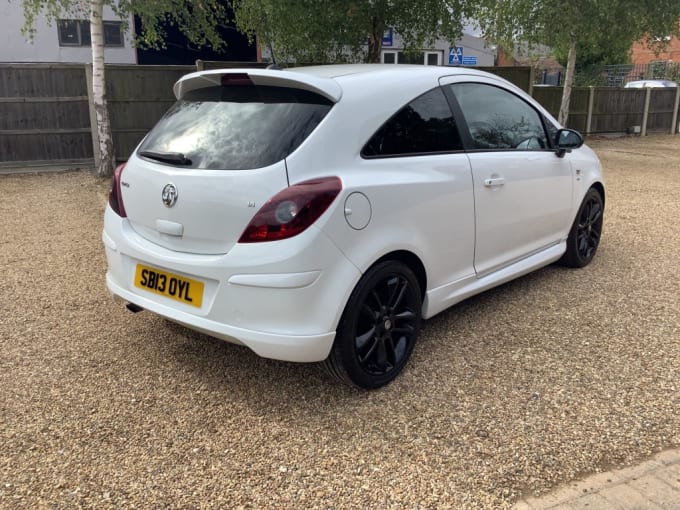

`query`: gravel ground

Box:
[1,135,678,509]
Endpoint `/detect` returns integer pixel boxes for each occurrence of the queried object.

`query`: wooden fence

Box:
[0,64,92,167]
[1,63,678,170]
[532,85,680,135]
[0,63,194,170]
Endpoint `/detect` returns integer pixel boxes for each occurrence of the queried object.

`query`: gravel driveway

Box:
[1,135,678,509]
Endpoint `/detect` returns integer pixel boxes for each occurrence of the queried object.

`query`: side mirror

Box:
[554,128,583,157]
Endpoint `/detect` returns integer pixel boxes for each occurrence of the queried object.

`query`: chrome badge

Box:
[161,183,178,207]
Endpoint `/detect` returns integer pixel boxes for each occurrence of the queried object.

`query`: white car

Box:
[624,79,677,88]
[103,64,605,388]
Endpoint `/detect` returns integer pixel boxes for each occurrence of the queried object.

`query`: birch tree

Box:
[19,0,229,177]
[232,0,474,64]
[475,0,680,125]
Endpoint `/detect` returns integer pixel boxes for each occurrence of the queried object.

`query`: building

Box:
[0,2,255,65]
[260,28,495,67]
[379,29,494,66]
[630,36,680,66]
[0,3,136,64]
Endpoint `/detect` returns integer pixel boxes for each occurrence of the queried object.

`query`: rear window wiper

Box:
[138,150,192,166]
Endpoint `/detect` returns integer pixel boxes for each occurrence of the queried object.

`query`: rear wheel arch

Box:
[371,250,427,300]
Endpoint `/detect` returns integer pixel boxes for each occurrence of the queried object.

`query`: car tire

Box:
[324,261,422,389]
[559,188,604,268]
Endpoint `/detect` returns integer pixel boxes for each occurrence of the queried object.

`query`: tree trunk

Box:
[558,37,577,126]
[366,16,384,63]
[90,0,115,177]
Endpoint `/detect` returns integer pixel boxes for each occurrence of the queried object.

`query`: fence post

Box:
[585,86,595,134]
[671,86,680,135]
[84,63,101,170]
[641,87,651,137]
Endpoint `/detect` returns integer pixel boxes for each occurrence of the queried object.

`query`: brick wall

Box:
[631,37,680,65]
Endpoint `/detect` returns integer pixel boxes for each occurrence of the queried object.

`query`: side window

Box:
[449,83,548,150]
[362,88,463,157]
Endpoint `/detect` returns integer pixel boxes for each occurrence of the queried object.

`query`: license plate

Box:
[134,264,204,308]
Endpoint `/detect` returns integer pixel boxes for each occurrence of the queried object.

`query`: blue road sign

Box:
[382,27,393,47]
[448,46,463,65]
[462,56,477,66]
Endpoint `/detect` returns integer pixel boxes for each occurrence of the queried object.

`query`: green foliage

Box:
[18,0,229,51]
[476,0,680,67]
[232,0,474,63]
[475,0,680,121]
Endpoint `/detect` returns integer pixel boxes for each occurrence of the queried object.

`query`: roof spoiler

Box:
[173,68,343,102]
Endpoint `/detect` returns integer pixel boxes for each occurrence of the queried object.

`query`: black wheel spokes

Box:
[387,276,408,309]
[589,202,602,224]
[355,274,419,376]
[576,198,602,260]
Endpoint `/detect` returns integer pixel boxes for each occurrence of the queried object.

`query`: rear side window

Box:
[362,87,462,157]
[138,85,333,170]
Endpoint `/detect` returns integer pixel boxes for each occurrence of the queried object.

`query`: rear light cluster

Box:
[108,163,127,217]
[239,177,342,243]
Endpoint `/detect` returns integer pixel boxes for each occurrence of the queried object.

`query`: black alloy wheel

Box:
[560,188,604,268]
[324,261,422,389]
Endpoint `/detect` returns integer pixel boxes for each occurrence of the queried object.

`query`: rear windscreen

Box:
[138,85,333,170]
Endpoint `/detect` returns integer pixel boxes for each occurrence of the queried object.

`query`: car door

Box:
[441,79,573,277]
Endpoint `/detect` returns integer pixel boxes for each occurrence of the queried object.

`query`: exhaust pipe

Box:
[125,302,144,313]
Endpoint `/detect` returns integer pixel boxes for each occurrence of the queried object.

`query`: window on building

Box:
[383,52,397,64]
[57,20,123,47]
[103,21,124,47]
[397,52,425,65]
[380,50,443,66]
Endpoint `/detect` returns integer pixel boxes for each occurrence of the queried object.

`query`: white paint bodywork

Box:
[103,65,604,362]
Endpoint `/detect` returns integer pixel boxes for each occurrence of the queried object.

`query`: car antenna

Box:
[267,42,281,70]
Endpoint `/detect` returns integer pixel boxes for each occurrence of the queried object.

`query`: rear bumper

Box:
[103,207,361,363]
[105,273,336,362]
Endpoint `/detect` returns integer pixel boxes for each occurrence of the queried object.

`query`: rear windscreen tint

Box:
[138,85,333,170]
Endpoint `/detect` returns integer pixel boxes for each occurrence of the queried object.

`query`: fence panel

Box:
[0,64,91,166]
[590,88,645,133]
[646,88,677,133]
[530,86,562,117]
[479,66,533,93]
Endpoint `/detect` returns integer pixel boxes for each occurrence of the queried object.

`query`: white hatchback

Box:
[103,64,605,388]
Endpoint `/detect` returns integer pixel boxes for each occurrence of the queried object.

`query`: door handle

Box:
[484,177,506,187]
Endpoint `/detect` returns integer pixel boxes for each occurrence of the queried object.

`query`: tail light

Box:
[221,73,254,86]
[238,177,342,243]
[108,163,127,217]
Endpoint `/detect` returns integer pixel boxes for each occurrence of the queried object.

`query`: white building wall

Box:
[0,3,136,64]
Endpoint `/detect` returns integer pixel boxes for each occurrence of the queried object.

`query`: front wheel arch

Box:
[590,181,605,208]
[560,186,604,268]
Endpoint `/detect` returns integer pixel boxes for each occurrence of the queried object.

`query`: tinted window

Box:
[449,83,548,150]
[362,88,462,157]
[138,85,333,170]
